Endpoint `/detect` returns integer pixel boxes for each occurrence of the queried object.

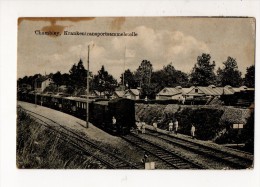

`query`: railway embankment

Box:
[17,107,105,169]
[135,104,254,152]
[17,102,147,169]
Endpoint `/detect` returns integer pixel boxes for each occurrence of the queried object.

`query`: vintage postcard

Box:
[17,17,255,170]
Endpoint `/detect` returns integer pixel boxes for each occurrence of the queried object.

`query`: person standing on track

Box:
[112,116,117,132]
[191,124,196,139]
[174,119,179,135]
[141,151,149,164]
[168,120,173,133]
[136,120,141,134]
[152,120,158,132]
[141,121,146,134]
[112,116,116,125]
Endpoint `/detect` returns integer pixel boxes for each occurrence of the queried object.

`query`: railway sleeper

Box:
[174,163,191,167]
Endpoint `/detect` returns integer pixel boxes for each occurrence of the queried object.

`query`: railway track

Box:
[121,133,207,169]
[144,129,253,169]
[18,103,253,169]
[19,106,140,169]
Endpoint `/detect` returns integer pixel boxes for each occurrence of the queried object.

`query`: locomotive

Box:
[17,92,136,135]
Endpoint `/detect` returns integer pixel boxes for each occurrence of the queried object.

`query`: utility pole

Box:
[34,76,39,107]
[86,45,90,128]
[122,46,126,90]
[35,79,37,107]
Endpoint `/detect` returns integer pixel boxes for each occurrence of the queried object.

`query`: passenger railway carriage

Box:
[89,98,135,135]
[18,92,135,135]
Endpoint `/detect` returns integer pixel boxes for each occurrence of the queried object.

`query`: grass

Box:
[16,107,105,169]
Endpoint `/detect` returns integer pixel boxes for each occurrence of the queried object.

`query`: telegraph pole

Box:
[34,76,39,107]
[122,46,126,90]
[86,45,90,128]
[34,79,37,107]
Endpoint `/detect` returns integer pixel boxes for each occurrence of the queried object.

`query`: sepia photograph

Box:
[16,17,255,170]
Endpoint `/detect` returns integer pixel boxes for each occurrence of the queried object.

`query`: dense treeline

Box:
[18,53,255,98]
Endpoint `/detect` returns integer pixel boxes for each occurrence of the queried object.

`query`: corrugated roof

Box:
[186,86,237,96]
[223,87,235,95]
[232,88,241,92]
[157,87,181,96]
[211,87,224,95]
[114,91,125,97]
[196,87,216,95]
[129,89,140,96]
[181,88,193,94]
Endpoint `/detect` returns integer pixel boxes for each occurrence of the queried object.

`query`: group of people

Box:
[135,117,196,139]
[169,120,196,138]
[136,119,159,134]
[168,119,179,135]
[136,121,146,134]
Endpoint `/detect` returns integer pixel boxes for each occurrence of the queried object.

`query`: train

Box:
[17,91,136,135]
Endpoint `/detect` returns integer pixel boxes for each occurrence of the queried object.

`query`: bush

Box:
[135,103,253,142]
[175,108,224,140]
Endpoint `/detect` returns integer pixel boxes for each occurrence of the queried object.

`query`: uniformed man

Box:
[112,116,116,125]
[141,122,146,134]
[174,119,179,135]
[141,151,149,163]
[191,124,196,139]
[169,120,173,133]
[152,121,158,132]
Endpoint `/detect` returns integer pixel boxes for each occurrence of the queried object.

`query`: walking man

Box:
[112,116,116,125]
[141,122,146,134]
[141,151,149,163]
[152,120,158,132]
[174,119,179,135]
[169,120,173,133]
[136,120,140,134]
[191,124,196,139]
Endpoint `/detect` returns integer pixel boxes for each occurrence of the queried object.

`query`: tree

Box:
[135,60,153,88]
[134,60,153,98]
[161,63,189,87]
[92,66,117,97]
[151,63,189,95]
[69,59,88,89]
[244,65,255,87]
[52,71,62,86]
[190,53,217,86]
[60,73,70,86]
[53,72,71,87]
[120,69,138,89]
[217,57,242,87]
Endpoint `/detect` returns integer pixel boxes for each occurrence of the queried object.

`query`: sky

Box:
[17,17,255,81]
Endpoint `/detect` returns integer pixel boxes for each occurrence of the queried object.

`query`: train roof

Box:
[109,97,134,103]
[62,96,95,102]
[94,100,109,105]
